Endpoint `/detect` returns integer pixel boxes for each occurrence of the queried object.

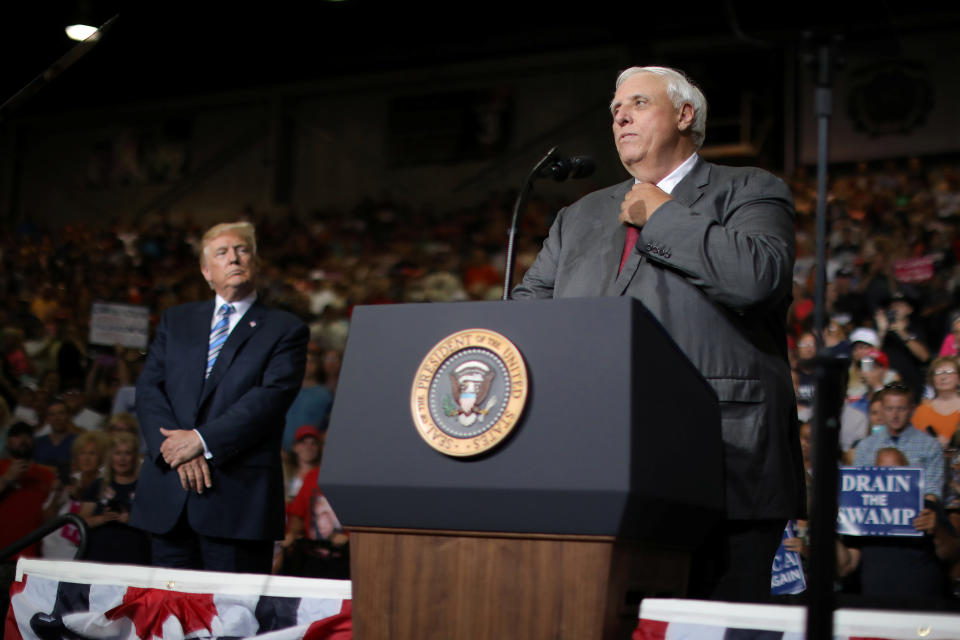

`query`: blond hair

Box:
[71,430,109,467]
[107,412,139,435]
[200,221,257,267]
[875,446,908,466]
[102,431,142,492]
[927,356,960,387]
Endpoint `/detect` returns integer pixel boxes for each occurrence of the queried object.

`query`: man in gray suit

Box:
[513,66,805,601]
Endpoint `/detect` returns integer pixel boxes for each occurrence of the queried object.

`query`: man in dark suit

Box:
[513,66,804,601]
[130,221,308,573]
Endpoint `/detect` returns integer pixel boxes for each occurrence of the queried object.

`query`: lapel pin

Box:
[250,321,257,328]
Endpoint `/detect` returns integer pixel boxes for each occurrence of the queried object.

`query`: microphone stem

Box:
[502,147,558,300]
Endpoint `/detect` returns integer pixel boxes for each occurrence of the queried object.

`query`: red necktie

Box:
[618,226,640,275]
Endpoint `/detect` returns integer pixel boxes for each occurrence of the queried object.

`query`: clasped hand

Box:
[160,428,211,494]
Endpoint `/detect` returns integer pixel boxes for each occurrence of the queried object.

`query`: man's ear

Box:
[677,102,695,132]
[201,262,216,290]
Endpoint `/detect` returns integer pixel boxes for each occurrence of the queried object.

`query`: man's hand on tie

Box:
[619,182,672,228]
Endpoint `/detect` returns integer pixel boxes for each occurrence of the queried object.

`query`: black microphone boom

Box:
[536,154,596,182]
[502,148,595,300]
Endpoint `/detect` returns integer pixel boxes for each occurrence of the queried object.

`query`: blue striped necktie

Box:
[206,303,234,379]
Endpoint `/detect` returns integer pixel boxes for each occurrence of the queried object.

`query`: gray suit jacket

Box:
[513,157,805,520]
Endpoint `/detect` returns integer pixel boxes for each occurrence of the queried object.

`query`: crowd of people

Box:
[1,154,960,597]
[785,158,960,600]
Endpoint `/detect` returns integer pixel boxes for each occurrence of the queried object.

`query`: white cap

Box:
[849,327,880,347]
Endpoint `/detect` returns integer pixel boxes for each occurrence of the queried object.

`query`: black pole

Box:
[0,512,89,561]
[0,15,118,123]
[804,33,846,640]
[502,147,559,300]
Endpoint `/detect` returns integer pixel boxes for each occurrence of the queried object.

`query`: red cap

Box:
[864,349,889,369]
[295,424,322,442]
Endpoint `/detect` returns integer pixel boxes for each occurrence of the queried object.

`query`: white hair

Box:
[614,66,708,149]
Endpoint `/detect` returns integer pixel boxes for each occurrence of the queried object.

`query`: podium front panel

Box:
[318,297,722,545]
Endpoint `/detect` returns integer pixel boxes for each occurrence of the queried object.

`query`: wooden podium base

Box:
[349,527,690,640]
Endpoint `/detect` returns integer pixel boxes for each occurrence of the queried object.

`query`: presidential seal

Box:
[411,328,528,457]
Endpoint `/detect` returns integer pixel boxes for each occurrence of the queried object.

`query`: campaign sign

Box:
[89,303,149,350]
[837,466,923,537]
[770,520,806,595]
[893,255,934,283]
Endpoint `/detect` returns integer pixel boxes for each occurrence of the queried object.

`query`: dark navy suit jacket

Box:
[130,299,308,541]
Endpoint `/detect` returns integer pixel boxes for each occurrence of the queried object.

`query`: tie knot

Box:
[219,303,234,317]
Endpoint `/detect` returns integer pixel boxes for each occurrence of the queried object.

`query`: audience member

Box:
[837,447,959,598]
[37,370,60,399]
[794,333,817,422]
[285,425,323,501]
[853,384,944,500]
[321,348,342,395]
[41,430,108,559]
[0,422,55,558]
[104,411,145,454]
[849,327,881,361]
[108,348,142,417]
[280,462,348,579]
[85,353,125,417]
[33,398,78,481]
[2,328,33,380]
[105,412,140,438]
[876,291,931,400]
[63,387,105,431]
[53,322,87,390]
[840,392,885,464]
[913,357,960,446]
[830,267,870,328]
[822,317,852,359]
[282,346,333,453]
[846,349,898,414]
[10,385,39,427]
[782,422,812,566]
[938,311,960,357]
[942,448,960,595]
[847,329,883,403]
[78,432,150,564]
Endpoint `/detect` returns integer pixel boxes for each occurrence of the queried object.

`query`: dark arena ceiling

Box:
[1,1,959,116]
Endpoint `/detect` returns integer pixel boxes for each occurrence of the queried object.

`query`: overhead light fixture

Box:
[65,24,100,41]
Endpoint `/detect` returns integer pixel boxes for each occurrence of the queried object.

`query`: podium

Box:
[318,297,723,639]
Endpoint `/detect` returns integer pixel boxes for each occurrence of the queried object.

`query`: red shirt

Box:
[286,467,343,541]
[0,459,55,558]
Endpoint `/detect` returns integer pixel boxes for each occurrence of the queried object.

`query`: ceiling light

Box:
[65,24,100,42]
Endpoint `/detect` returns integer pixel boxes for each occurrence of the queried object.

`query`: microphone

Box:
[536,153,596,182]
[502,147,599,300]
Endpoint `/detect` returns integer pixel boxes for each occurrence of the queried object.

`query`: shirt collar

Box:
[215,291,257,317]
[636,152,699,195]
